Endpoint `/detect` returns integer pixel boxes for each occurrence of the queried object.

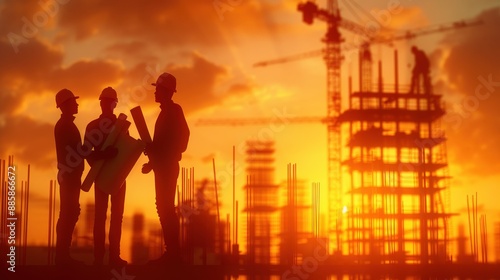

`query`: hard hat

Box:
[56,88,79,108]
[99,87,118,101]
[152,72,176,92]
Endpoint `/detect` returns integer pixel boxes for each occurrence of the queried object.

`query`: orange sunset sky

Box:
[1,0,500,261]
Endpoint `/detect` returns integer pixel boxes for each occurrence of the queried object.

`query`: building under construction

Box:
[280,172,315,266]
[339,48,454,264]
[245,141,279,265]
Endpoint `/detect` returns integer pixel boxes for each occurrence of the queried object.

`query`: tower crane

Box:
[197,0,482,254]
[252,0,481,253]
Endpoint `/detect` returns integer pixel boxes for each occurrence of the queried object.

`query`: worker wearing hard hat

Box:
[54,88,85,266]
[142,73,190,265]
[409,46,431,94]
[84,87,127,267]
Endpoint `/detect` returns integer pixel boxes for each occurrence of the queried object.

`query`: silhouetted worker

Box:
[142,73,190,265]
[84,87,126,267]
[54,89,84,266]
[410,46,431,94]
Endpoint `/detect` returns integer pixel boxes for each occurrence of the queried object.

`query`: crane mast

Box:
[299,0,344,252]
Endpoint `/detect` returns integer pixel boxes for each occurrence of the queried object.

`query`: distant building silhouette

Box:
[495,222,500,263]
[147,226,163,261]
[130,212,149,264]
[83,202,95,247]
[280,178,318,265]
[456,223,474,263]
[245,141,279,265]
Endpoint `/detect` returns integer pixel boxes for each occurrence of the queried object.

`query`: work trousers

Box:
[411,69,431,94]
[55,176,81,259]
[93,182,126,261]
[154,161,180,257]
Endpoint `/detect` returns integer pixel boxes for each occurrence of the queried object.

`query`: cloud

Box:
[170,53,230,112]
[0,90,23,117]
[0,37,124,99]
[435,7,500,176]
[0,0,42,36]
[0,38,125,169]
[50,0,303,52]
[45,59,125,98]
[340,3,428,48]
[116,52,256,115]
[0,38,62,89]
[0,1,269,170]
[0,115,55,167]
[169,53,257,114]
[56,0,295,47]
[104,41,155,60]
[387,6,428,30]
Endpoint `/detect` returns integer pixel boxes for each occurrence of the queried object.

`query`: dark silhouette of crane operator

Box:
[410,46,431,94]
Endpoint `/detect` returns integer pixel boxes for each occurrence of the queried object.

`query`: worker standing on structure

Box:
[409,46,431,94]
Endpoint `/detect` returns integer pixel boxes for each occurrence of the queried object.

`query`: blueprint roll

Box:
[95,132,145,195]
[130,106,152,144]
[81,114,130,192]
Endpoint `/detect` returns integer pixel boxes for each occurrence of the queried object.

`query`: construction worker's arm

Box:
[84,122,118,165]
[141,142,155,174]
[141,139,156,174]
[141,161,153,174]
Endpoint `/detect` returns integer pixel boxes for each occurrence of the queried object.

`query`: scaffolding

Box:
[279,165,316,266]
[245,141,279,265]
[339,49,454,264]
